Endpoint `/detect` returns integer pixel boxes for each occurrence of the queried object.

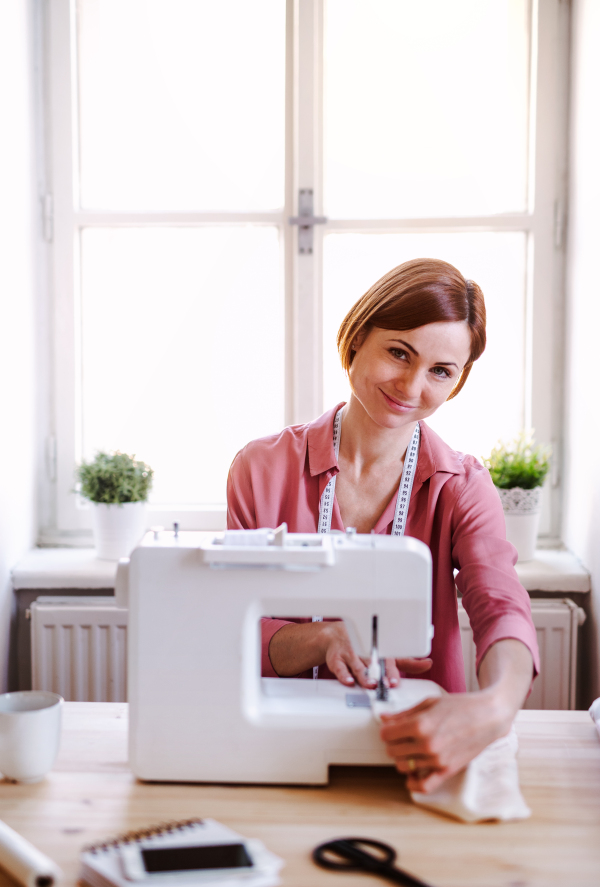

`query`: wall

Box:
[0,0,39,691]
[564,0,600,703]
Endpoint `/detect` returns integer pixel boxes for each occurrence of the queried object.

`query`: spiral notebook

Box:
[79,818,284,887]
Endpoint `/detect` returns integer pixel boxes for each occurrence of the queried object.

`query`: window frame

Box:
[42,0,569,542]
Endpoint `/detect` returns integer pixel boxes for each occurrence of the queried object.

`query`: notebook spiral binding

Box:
[84,818,205,855]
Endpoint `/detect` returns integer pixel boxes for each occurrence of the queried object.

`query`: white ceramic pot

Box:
[91,501,147,560]
[496,487,542,563]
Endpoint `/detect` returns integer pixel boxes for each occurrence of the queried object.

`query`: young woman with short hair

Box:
[227,258,538,794]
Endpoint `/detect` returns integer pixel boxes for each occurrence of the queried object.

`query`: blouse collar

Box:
[306,402,466,481]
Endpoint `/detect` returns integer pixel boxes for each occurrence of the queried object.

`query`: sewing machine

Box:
[123,525,442,785]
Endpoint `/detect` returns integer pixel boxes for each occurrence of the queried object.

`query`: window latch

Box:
[288,189,327,254]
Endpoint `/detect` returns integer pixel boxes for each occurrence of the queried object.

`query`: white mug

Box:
[0,691,63,783]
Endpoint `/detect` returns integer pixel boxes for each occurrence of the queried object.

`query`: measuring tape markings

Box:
[318,407,420,536]
[313,407,421,677]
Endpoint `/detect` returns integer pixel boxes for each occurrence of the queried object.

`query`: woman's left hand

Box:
[380,638,535,794]
[382,657,433,688]
[379,691,509,794]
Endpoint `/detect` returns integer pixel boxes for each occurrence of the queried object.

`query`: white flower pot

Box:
[90,502,147,561]
[496,487,542,563]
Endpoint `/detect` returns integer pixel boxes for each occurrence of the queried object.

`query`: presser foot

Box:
[368,680,445,722]
[375,678,389,702]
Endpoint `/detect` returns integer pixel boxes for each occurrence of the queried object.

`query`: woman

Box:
[227,258,539,795]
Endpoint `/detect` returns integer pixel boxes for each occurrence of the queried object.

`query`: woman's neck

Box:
[339,395,417,472]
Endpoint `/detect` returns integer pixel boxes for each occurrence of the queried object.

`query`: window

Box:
[44,0,568,539]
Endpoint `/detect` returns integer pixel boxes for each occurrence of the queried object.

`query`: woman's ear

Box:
[351,329,368,352]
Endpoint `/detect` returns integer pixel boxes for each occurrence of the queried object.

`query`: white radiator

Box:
[459,597,586,709]
[30,596,584,708]
[30,597,128,702]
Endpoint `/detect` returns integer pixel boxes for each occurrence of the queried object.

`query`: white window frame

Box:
[42,0,569,542]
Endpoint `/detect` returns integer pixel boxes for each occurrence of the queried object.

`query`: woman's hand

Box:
[324,624,433,689]
[379,638,534,794]
[268,621,432,688]
[383,656,433,687]
[380,691,508,793]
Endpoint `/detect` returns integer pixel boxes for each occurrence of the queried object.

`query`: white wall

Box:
[0,0,39,691]
[564,0,600,703]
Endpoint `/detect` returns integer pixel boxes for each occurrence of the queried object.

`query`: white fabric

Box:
[0,819,63,887]
[370,689,530,823]
[589,697,600,740]
[411,727,531,823]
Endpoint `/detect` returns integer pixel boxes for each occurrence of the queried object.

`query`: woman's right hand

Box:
[323,622,433,688]
[323,621,374,687]
[269,620,432,688]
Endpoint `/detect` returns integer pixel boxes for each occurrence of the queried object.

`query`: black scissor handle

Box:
[313,837,396,871]
[313,837,435,887]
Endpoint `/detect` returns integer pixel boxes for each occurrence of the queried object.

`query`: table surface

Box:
[0,704,599,887]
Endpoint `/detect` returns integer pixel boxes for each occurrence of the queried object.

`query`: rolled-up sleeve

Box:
[260,618,293,677]
[452,466,540,677]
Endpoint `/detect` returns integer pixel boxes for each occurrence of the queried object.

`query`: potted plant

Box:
[75,451,154,560]
[484,433,551,562]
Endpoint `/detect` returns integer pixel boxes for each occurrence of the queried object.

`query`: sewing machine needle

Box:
[368,615,382,685]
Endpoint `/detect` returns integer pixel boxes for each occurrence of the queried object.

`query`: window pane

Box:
[324,0,529,218]
[80,227,283,506]
[323,232,527,461]
[77,0,285,211]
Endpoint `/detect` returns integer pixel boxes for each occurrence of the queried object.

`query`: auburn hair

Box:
[337,258,486,400]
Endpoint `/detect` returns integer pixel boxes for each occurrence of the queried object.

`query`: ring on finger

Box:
[407,757,416,773]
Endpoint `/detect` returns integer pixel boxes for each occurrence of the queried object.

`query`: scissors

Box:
[313,837,435,886]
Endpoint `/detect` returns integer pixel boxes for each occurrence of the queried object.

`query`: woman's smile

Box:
[380,390,417,412]
[348,321,472,430]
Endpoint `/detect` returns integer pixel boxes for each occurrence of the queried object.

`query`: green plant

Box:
[484,432,551,490]
[75,451,153,504]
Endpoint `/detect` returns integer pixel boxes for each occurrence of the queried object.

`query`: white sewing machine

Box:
[122,525,442,785]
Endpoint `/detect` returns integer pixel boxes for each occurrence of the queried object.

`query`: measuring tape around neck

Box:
[312,408,420,679]
[317,407,420,537]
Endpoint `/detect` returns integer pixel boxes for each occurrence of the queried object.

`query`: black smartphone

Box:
[121,842,254,879]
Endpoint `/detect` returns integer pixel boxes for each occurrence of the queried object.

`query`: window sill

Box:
[11,545,591,593]
[11,548,118,590]
[514,549,590,593]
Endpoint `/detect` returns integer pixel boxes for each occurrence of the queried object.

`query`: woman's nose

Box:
[395,367,423,400]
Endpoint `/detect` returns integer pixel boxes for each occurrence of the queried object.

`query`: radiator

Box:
[30,597,128,702]
[31,595,584,708]
[459,597,586,709]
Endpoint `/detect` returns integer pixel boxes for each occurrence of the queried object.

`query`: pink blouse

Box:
[227,404,540,693]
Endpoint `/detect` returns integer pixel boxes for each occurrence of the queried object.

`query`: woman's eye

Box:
[390,348,408,360]
[431,366,451,379]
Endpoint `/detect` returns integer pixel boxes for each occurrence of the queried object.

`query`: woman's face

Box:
[349,322,472,429]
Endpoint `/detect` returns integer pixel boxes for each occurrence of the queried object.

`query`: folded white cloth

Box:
[589,697,600,739]
[370,685,530,823]
[411,727,531,823]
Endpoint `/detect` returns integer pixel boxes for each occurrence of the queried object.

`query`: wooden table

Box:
[0,704,599,887]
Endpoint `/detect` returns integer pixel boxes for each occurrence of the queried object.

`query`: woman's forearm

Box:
[268,622,332,676]
[269,620,436,687]
[477,638,534,727]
